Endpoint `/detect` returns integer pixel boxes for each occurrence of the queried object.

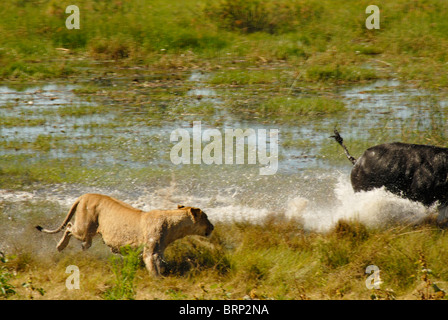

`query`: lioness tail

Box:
[35,199,80,234]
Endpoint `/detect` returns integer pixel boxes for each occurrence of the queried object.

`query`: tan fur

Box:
[36,193,214,276]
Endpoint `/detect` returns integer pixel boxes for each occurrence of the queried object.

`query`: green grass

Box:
[0,0,447,87]
[0,117,47,127]
[210,69,289,86]
[305,65,379,83]
[226,95,346,121]
[260,96,346,116]
[103,246,142,300]
[0,152,168,189]
[43,105,110,117]
[2,216,448,300]
[0,254,16,298]
[203,0,323,34]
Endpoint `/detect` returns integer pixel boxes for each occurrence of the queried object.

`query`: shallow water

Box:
[0,75,446,249]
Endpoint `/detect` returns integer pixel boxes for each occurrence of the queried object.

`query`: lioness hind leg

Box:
[81,238,92,251]
[69,220,97,251]
[57,222,73,251]
[58,221,95,251]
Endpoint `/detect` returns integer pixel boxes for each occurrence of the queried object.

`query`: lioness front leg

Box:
[143,248,165,277]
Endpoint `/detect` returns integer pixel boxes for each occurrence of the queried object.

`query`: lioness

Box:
[36,193,214,276]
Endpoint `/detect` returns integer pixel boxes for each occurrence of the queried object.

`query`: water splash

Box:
[0,173,435,234]
[285,175,435,232]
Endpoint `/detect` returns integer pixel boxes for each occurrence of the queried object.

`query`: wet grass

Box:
[305,65,379,83]
[0,155,170,190]
[223,93,347,123]
[2,78,448,187]
[210,69,290,86]
[42,104,110,117]
[0,117,47,127]
[259,96,346,116]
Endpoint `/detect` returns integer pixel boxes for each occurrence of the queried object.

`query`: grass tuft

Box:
[103,246,142,300]
[260,96,346,116]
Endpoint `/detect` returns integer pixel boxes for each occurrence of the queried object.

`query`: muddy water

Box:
[0,74,446,252]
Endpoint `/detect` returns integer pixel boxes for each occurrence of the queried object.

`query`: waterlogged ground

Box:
[1,69,448,254]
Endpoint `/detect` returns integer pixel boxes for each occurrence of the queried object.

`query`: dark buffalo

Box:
[331,129,448,210]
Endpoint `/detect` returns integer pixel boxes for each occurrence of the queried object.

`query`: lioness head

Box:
[178,205,214,237]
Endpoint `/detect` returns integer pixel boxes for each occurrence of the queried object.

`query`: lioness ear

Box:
[178,205,185,209]
[188,208,202,221]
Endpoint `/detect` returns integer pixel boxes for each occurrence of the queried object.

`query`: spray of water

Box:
[0,173,437,255]
[285,175,435,231]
